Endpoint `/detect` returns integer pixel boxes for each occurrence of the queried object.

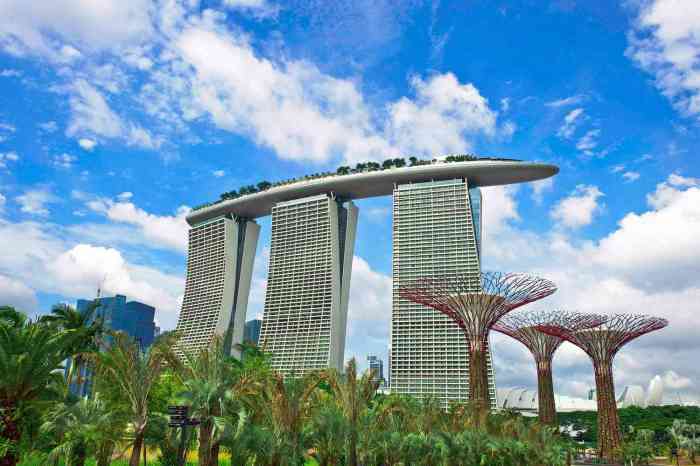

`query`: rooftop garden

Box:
[193,154,521,211]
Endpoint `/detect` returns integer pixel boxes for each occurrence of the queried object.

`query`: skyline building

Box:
[70,293,157,396]
[175,216,260,358]
[244,318,262,345]
[390,179,496,407]
[259,194,358,374]
[367,354,385,386]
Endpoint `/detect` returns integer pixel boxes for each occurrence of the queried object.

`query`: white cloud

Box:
[78,138,97,150]
[38,121,58,132]
[481,185,520,235]
[482,175,700,401]
[0,69,22,77]
[67,79,123,138]
[0,151,19,169]
[222,0,278,17]
[0,274,38,311]
[530,177,554,205]
[576,128,601,155]
[557,107,584,138]
[611,164,625,173]
[0,0,154,60]
[212,170,225,177]
[87,196,190,253]
[0,123,15,142]
[593,175,700,290]
[386,73,499,157]
[0,218,184,327]
[551,184,604,229]
[622,171,641,182]
[345,256,392,366]
[627,0,700,118]
[52,153,77,168]
[545,94,587,107]
[0,193,5,212]
[500,97,510,112]
[646,173,699,209]
[116,191,133,201]
[15,187,59,216]
[66,79,162,149]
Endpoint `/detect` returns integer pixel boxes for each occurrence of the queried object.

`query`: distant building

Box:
[69,294,157,396]
[77,294,157,348]
[367,355,385,386]
[587,389,597,401]
[244,319,262,345]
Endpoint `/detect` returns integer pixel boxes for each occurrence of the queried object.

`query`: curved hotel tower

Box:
[176,159,558,404]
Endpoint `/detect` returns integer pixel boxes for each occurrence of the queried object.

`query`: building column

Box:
[260,194,358,374]
[176,215,260,359]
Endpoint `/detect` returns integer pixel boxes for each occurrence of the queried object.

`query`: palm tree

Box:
[0,312,74,466]
[307,398,347,466]
[324,358,380,466]
[176,336,257,466]
[91,332,177,466]
[41,396,115,466]
[0,307,27,328]
[40,302,104,397]
[252,371,321,465]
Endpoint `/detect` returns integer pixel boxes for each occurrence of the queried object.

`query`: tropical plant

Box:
[40,396,115,466]
[0,312,74,466]
[40,302,104,397]
[324,358,379,466]
[306,399,347,466]
[90,332,177,466]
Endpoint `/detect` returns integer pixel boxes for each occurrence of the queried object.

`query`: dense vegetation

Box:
[193,154,520,211]
[559,405,700,445]
[2,303,573,466]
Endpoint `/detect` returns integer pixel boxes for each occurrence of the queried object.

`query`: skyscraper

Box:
[259,194,358,374]
[70,294,157,396]
[391,179,496,407]
[175,216,260,358]
[367,355,385,386]
[244,318,262,344]
[77,294,157,348]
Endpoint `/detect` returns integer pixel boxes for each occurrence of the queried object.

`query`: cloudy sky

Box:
[1,0,699,402]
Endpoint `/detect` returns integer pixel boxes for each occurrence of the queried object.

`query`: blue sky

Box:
[1,0,700,402]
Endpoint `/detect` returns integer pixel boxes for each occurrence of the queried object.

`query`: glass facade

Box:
[77,294,156,348]
[244,318,262,344]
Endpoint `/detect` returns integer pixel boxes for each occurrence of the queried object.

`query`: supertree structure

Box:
[399,272,557,421]
[493,310,606,426]
[538,314,668,460]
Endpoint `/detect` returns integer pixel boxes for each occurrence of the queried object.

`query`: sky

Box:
[1,0,699,402]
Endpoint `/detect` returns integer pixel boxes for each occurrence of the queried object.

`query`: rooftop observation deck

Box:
[186,160,558,226]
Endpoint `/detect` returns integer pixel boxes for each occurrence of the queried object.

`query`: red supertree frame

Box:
[493,310,606,426]
[399,272,557,422]
[538,314,668,461]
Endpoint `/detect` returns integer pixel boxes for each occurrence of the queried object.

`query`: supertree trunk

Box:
[468,338,490,425]
[593,361,621,461]
[536,358,557,426]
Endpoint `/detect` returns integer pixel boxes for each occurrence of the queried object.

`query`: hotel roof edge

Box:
[187,160,558,225]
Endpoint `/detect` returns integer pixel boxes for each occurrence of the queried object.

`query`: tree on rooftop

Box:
[537,314,668,461]
[493,310,606,426]
[399,272,557,426]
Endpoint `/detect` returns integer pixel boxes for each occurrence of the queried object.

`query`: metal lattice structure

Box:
[493,310,606,425]
[399,272,557,421]
[537,314,668,461]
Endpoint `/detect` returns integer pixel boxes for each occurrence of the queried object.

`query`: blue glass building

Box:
[244,319,262,345]
[77,294,157,348]
[68,294,157,397]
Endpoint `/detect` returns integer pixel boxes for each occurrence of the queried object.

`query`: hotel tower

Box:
[390,179,496,407]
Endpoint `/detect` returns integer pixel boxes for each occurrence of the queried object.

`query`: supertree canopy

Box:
[538,314,668,461]
[493,310,606,425]
[399,272,557,421]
